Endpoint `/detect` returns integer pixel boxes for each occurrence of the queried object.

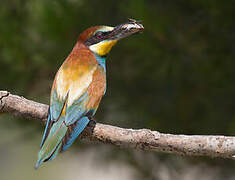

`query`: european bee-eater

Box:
[35,19,144,169]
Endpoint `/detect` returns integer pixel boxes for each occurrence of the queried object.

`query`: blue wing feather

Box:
[65,93,89,125]
[62,93,91,151]
[50,90,64,121]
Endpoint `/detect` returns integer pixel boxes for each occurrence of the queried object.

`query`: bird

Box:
[35,19,144,169]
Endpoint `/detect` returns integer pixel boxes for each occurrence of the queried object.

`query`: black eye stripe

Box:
[95,31,110,39]
[85,31,110,46]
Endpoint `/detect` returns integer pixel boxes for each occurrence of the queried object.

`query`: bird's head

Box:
[78,19,144,56]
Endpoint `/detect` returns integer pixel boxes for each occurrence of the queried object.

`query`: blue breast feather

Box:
[94,53,106,71]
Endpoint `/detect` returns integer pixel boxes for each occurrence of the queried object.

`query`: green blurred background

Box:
[1,0,235,179]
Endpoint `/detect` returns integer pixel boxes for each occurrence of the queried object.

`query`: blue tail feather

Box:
[40,113,51,148]
[35,116,67,169]
[34,159,42,170]
[47,142,62,162]
[62,116,90,151]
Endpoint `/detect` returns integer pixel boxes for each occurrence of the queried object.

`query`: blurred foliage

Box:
[1,0,235,179]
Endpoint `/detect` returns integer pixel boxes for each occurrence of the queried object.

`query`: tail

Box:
[35,116,67,169]
[35,116,90,169]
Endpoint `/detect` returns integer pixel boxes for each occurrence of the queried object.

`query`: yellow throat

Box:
[89,40,118,56]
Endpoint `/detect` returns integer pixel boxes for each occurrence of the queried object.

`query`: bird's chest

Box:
[85,67,106,109]
[87,67,106,96]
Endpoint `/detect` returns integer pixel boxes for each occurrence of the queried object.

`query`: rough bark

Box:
[1,90,235,160]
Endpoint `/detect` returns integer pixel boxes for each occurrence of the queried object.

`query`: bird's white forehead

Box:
[96,26,114,32]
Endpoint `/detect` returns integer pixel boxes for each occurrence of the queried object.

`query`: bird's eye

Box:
[96,31,103,39]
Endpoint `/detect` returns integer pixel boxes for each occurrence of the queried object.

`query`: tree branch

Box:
[1,90,235,160]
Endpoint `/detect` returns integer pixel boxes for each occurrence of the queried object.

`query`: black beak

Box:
[109,19,144,40]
